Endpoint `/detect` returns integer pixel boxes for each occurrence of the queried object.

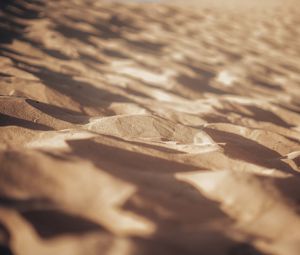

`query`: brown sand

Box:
[0,0,300,254]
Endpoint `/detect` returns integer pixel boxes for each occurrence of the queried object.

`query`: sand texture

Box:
[1,0,300,254]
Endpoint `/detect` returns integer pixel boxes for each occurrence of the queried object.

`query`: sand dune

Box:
[0,0,300,254]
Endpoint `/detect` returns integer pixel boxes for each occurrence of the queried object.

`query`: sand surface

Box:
[1,0,300,254]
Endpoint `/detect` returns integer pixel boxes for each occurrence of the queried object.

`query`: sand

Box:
[0,0,300,254]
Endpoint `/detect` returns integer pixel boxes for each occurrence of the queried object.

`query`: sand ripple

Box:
[0,0,300,254]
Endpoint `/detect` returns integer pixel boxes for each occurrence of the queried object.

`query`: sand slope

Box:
[0,0,300,254]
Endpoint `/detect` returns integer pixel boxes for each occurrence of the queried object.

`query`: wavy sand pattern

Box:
[0,0,300,254]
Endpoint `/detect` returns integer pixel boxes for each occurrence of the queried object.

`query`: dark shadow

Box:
[41,150,74,162]
[119,74,179,101]
[0,0,45,44]
[272,177,300,213]
[65,137,246,254]
[0,196,108,239]
[203,127,297,174]
[1,2,42,20]
[0,223,13,255]
[125,87,153,99]
[125,39,166,53]
[218,105,293,128]
[122,140,185,155]
[250,77,283,91]
[67,138,198,174]
[102,48,130,59]
[54,23,99,48]
[42,48,73,61]
[125,235,194,255]
[281,62,300,73]
[275,102,300,116]
[185,63,216,78]
[0,0,75,63]
[21,210,106,238]
[0,113,53,131]
[201,113,232,124]
[228,243,266,255]
[95,10,142,37]
[25,99,89,124]
[0,197,52,210]
[217,48,242,62]
[98,134,186,155]
[1,36,73,61]
[0,45,36,59]
[0,72,12,78]
[0,245,13,255]
[0,17,24,44]
[176,73,225,98]
[3,54,130,110]
[79,52,105,65]
[54,10,143,47]
[58,12,158,54]
[284,136,300,146]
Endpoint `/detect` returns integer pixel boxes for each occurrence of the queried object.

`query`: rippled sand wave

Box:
[0,0,300,254]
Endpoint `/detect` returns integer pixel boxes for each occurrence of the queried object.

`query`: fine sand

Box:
[0,0,300,255]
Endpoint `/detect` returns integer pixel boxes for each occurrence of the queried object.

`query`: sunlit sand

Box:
[0,0,300,254]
